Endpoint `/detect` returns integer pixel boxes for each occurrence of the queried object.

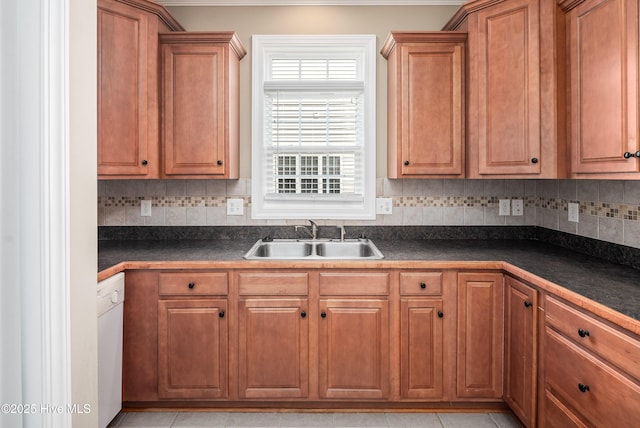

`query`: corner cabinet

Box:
[381,32,466,178]
[97,0,183,179]
[503,276,538,427]
[444,0,566,178]
[159,32,246,178]
[560,0,640,177]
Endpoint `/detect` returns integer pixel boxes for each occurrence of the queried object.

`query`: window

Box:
[252,35,376,220]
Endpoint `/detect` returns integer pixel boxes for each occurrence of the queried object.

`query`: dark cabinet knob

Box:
[188,282,195,289]
[141,159,148,166]
[219,311,225,318]
[531,157,539,164]
[404,160,410,166]
[437,311,444,318]
[578,383,590,393]
[217,160,223,165]
[300,311,307,318]
[321,311,327,318]
[623,151,640,159]
[420,282,426,289]
[578,328,590,338]
[524,301,533,308]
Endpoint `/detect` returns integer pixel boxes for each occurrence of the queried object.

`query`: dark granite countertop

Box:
[98,230,640,322]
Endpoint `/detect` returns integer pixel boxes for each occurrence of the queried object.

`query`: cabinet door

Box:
[504,277,537,427]
[566,0,639,174]
[98,0,156,177]
[457,272,504,399]
[472,0,542,175]
[161,42,227,177]
[238,298,309,398]
[158,299,227,399]
[400,299,445,399]
[319,299,390,399]
[383,33,466,178]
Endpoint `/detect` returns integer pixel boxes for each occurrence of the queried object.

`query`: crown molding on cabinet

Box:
[155,0,464,6]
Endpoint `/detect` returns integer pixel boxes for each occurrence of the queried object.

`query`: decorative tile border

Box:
[97,195,639,222]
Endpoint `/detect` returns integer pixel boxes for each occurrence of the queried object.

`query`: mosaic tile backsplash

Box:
[98,179,640,249]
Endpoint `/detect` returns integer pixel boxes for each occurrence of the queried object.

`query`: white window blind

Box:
[252,35,376,220]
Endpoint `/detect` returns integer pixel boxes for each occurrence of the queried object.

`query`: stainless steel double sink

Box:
[243,238,384,260]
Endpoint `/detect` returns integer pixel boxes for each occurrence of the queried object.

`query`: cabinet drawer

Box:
[319,272,389,296]
[237,272,308,295]
[546,296,640,380]
[399,272,442,296]
[158,272,228,296]
[544,327,640,428]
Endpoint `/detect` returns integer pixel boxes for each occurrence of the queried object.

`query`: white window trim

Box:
[251,34,376,220]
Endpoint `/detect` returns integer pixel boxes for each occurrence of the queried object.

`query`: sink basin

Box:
[243,238,384,260]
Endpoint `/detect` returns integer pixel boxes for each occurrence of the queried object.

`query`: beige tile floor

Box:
[108,411,523,427]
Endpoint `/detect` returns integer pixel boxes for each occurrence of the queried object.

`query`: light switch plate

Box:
[512,199,524,216]
[376,198,393,215]
[499,199,511,216]
[227,198,244,216]
[568,202,579,223]
[141,200,152,217]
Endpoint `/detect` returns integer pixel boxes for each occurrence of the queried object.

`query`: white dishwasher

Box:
[97,272,125,428]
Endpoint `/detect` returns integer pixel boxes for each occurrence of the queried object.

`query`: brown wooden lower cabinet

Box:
[503,276,537,427]
[238,298,309,399]
[541,295,640,427]
[456,272,504,399]
[119,265,640,427]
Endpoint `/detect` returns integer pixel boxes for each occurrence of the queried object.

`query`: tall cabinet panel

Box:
[561,0,640,176]
[382,32,466,178]
[160,33,246,178]
[444,0,565,178]
[97,0,182,178]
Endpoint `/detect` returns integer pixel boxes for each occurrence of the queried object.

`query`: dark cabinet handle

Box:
[531,157,539,164]
[217,160,223,165]
[219,311,225,318]
[420,282,426,289]
[578,383,590,393]
[188,282,195,289]
[623,152,634,159]
[578,328,590,338]
[300,311,307,318]
[437,311,444,318]
[321,311,327,318]
[404,160,410,166]
[141,159,148,166]
[524,301,533,308]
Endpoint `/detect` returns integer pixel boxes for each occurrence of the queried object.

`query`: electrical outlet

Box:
[140,200,152,217]
[512,199,524,216]
[499,199,511,216]
[227,198,244,216]
[568,202,579,223]
[376,198,393,215]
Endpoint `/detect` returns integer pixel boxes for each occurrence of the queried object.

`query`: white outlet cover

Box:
[227,198,244,216]
[375,197,393,215]
[512,199,524,216]
[568,202,579,223]
[140,200,152,217]
[499,199,511,216]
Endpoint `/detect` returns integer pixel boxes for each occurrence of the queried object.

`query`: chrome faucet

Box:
[295,220,318,240]
[336,225,346,241]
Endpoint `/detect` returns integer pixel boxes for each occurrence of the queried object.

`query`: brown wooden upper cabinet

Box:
[444,0,566,178]
[97,0,183,179]
[159,33,246,179]
[382,32,467,178]
[560,0,640,177]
